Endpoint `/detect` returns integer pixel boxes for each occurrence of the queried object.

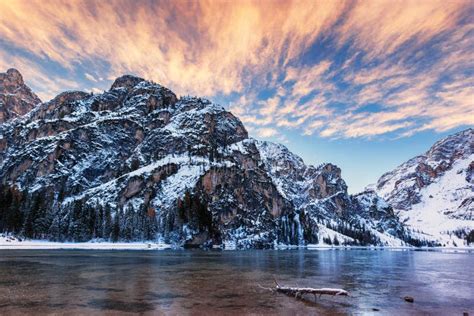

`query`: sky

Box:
[0,0,473,193]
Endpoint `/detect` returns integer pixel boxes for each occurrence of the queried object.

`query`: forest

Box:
[0,184,158,242]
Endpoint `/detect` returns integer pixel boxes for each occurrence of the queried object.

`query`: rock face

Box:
[374,128,474,246]
[0,69,41,123]
[0,70,413,248]
[256,141,409,247]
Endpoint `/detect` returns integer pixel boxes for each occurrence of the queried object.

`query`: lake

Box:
[0,249,473,315]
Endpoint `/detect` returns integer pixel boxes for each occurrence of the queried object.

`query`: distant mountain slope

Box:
[0,69,417,248]
[256,141,410,247]
[0,68,41,123]
[375,128,474,246]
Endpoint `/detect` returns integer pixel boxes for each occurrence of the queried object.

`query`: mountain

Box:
[0,68,41,123]
[256,141,409,246]
[0,70,416,248]
[374,128,474,246]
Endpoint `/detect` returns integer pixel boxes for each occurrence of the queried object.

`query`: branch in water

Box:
[260,280,349,300]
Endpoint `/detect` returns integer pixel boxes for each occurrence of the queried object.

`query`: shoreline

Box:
[0,241,172,250]
[0,236,172,250]
[1,239,472,252]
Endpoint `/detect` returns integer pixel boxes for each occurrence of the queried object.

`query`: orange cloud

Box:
[0,0,346,97]
[337,0,469,58]
[0,0,472,140]
[0,50,79,101]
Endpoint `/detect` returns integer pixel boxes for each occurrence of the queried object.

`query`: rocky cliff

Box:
[0,69,41,124]
[0,70,415,248]
[374,128,474,246]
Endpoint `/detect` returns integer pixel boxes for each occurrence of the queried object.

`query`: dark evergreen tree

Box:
[103,204,112,240]
[122,205,135,240]
[23,192,45,238]
[86,203,96,239]
[69,199,93,241]
[323,236,332,245]
[95,204,104,239]
[467,230,474,245]
[143,206,157,241]
[111,210,120,242]
[0,185,24,234]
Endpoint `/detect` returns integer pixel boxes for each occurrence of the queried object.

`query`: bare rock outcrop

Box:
[0,68,41,123]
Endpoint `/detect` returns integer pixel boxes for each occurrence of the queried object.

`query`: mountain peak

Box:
[110,74,146,91]
[0,68,41,123]
[375,127,473,245]
[427,128,473,159]
[4,68,24,85]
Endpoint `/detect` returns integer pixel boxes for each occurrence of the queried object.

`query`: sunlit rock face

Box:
[0,70,412,248]
[0,68,41,123]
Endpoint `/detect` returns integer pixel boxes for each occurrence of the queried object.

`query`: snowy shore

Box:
[0,235,171,250]
[1,236,472,251]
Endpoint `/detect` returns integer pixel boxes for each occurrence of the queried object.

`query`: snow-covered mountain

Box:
[374,128,474,246]
[256,141,409,246]
[0,69,425,248]
[0,69,41,123]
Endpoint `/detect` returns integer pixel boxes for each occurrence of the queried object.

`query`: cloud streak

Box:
[0,0,472,139]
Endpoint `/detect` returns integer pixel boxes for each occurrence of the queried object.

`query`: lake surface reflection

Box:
[0,249,473,315]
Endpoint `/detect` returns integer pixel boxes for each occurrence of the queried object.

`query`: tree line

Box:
[0,184,158,242]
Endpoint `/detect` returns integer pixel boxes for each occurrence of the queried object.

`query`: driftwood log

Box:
[259,279,349,300]
[276,285,349,299]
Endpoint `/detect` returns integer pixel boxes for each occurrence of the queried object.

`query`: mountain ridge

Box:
[0,69,470,248]
[374,128,473,246]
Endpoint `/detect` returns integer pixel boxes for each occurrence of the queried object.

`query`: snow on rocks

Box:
[2,70,470,249]
[375,128,474,246]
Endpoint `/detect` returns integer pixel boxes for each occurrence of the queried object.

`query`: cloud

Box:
[337,0,469,59]
[0,0,472,139]
[254,127,278,138]
[0,50,79,101]
[259,96,280,116]
[89,87,104,95]
[0,0,345,97]
[84,73,98,82]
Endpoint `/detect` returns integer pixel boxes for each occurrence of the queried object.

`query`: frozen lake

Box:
[0,249,473,314]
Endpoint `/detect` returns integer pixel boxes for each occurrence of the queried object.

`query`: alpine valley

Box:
[0,69,472,248]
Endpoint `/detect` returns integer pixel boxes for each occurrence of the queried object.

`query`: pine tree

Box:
[50,210,64,241]
[23,192,45,239]
[0,185,12,232]
[69,199,91,241]
[122,205,135,240]
[104,204,112,240]
[467,230,474,245]
[95,204,104,239]
[111,210,120,242]
[144,206,158,241]
[85,203,96,240]
[0,186,24,234]
[10,193,24,234]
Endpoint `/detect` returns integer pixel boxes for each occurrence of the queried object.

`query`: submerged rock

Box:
[404,296,414,303]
